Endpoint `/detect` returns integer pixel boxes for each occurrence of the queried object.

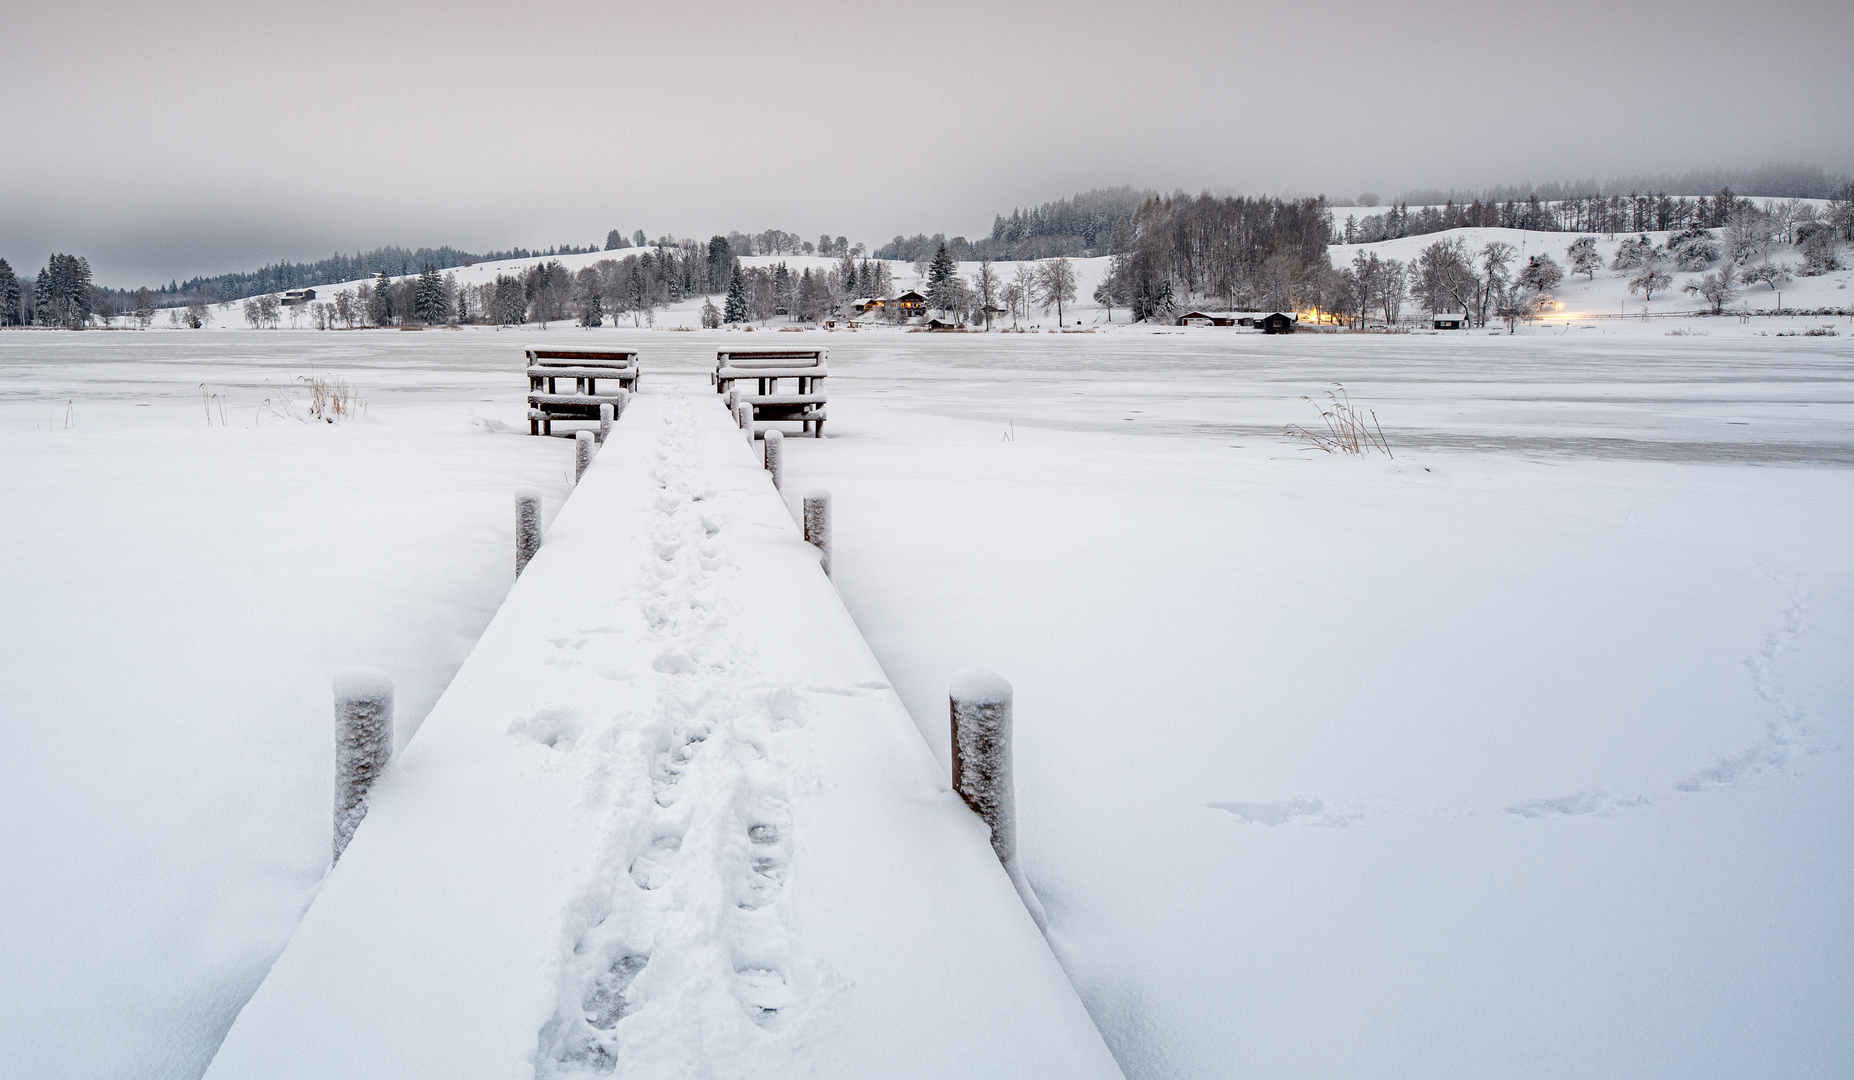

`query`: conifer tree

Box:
[772,262,793,317]
[370,270,392,325]
[414,263,445,324]
[723,266,748,323]
[34,268,52,325]
[925,242,959,313]
[707,236,734,294]
[0,259,19,326]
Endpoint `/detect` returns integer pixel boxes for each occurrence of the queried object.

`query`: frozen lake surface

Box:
[2,327,1850,1079]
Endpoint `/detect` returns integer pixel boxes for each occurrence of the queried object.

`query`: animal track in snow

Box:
[1506,790,1650,818]
[1208,797,1358,827]
[1676,571,1814,792]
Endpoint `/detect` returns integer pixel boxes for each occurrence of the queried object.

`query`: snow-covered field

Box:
[1,327,1850,1079]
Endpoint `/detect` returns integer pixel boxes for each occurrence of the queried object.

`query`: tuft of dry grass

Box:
[1287,382,1392,458]
[199,383,227,426]
[300,374,366,422]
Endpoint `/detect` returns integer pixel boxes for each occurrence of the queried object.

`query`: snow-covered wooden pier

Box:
[203,386,1122,1080]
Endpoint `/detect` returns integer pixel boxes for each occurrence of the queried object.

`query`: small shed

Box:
[1432,312,1469,330]
[1257,312,1297,334]
[280,289,317,306]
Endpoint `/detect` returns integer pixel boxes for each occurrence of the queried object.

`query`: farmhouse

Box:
[849,290,928,317]
[1175,310,1280,327]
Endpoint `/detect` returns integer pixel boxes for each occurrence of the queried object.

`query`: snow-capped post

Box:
[613,388,628,419]
[949,669,1047,933]
[763,429,784,491]
[738,402,754,444]
[332,668,394,864]
[514,489,542,578]
[597,403,614,444]
[803,489,831,576]
[574,429,594,483]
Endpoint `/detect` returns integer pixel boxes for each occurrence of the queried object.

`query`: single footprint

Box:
[733,966,791,1028]
[629,835,682,890]
[584,954,649,1029]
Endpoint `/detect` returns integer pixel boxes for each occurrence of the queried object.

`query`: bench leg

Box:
[530,417,539,436]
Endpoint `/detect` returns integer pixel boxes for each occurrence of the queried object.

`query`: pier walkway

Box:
[202,387,1122,1080]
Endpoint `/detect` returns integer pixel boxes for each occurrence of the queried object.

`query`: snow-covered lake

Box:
[3,327,1850,1079]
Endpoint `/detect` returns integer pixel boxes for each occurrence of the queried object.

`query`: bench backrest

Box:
[716,349,825,370]
[527,349,638,368]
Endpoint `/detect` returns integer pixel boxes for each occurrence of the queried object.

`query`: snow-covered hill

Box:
[156,219,1850,336]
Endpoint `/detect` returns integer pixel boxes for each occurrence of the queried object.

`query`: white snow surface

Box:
[1,326,1851,1079]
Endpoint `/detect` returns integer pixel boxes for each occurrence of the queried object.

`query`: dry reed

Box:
[1287,383,1392,458]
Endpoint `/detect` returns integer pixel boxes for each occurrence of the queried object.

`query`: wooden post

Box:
[515,489,541,577]
[949,669,1046,932]
[763,429,783,491]
[803,489,830,576]
[333,668,394,863]
[737,402,754,444]
[597,402,613,444]
[614,389,629,419]
[575,429,594,483]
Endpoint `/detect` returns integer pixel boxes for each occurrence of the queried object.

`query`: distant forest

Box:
[158,242,608,306]
[876,186,1154,263]
[1393,161,1849,208]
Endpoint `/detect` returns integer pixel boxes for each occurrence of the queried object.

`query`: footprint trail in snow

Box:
[534,394,814,1078]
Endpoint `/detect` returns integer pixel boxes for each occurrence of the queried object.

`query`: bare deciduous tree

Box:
[1033,258,1077,324]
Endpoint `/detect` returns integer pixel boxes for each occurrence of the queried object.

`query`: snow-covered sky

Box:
[5,0,1852,285]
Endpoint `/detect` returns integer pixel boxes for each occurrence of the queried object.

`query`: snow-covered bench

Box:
[713,349,827,437]
[526,349,639,436]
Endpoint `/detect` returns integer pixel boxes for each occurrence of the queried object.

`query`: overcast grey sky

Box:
[4,0,1850,285]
